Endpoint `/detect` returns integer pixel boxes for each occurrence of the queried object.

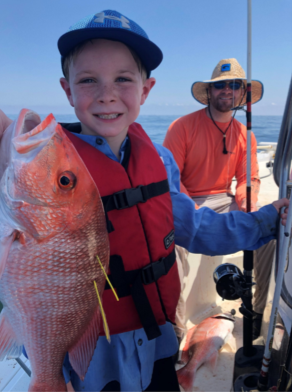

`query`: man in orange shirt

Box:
[164,58,272,341]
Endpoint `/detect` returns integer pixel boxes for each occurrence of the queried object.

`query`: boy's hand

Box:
[272,198,289,226]
[0,109,12,138]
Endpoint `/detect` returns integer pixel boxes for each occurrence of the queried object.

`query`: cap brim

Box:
[58,28,163,75]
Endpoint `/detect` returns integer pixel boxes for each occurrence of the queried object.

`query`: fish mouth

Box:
[2,115,56,211]
[212,313,236,322]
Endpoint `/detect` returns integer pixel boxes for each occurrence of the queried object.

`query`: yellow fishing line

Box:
[96,255,119,301]
[94,280,110,342]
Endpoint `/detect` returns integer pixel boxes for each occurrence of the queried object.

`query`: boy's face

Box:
[60,39,155,143]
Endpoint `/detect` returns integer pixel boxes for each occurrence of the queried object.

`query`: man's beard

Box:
[211,95,240,113]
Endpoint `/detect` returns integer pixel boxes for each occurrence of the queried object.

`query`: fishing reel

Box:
[213,263,255,303]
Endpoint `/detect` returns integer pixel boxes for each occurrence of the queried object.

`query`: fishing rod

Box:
[215,5,266,388]
[242,0,254,357]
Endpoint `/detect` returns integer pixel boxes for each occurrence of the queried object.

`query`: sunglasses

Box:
[211,81,243,90]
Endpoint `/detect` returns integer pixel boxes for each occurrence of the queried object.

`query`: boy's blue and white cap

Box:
[58,10,163,77]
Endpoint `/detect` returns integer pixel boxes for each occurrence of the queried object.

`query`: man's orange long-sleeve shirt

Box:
[163,109,260,208]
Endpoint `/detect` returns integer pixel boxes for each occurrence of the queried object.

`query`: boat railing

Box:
[273,76,292,188]
[273,75,292,308]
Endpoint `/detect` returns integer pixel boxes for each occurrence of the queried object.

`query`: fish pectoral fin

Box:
[206,351,218,373]
[68,307,101,381]
[223,335,236,352]
[0,309,23,360]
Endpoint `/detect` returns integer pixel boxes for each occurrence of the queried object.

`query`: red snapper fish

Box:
[0,109,110,391]
[177,313,235,391]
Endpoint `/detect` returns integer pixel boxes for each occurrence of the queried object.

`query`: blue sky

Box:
[1,0,291,116]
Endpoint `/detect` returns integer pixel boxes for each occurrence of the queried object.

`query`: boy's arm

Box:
[155,143,287,255]
[0,110,12,139]
[174,194,284,255]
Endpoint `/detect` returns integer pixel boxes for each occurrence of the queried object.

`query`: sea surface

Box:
[7,113,282,145]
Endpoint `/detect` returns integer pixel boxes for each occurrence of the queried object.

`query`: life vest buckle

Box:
[141,258,167,285]
[113,185,147,210]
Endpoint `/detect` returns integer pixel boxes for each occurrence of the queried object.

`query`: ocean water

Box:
[7,113,282,145]
[137,115,282,145]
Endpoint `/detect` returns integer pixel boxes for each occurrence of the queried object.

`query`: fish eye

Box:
[58,171,76,190]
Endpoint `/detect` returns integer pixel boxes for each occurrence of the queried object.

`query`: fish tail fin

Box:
[177,365,197,391]
[0,309,23,360]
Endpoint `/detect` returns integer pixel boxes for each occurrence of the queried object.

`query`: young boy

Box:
[0,9,289,392]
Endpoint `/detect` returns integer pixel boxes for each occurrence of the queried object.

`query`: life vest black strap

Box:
[105,248,176,340]
[101,179,169,211]
[131,273,162,341]
[140,250,176,285]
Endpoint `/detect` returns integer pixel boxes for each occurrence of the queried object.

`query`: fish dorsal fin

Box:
[0,309,23,360]
[68,307,101,381]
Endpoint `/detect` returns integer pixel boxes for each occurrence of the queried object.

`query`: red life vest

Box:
[63,122,180,340]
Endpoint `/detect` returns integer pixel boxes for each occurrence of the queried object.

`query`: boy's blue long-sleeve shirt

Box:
[63,132,278,391]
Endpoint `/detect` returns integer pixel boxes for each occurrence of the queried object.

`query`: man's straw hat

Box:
[191,58,263,106]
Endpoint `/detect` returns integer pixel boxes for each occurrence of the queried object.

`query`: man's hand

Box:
[240,199,257,212]
[0,109,12,138]
[272,198,290,226]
